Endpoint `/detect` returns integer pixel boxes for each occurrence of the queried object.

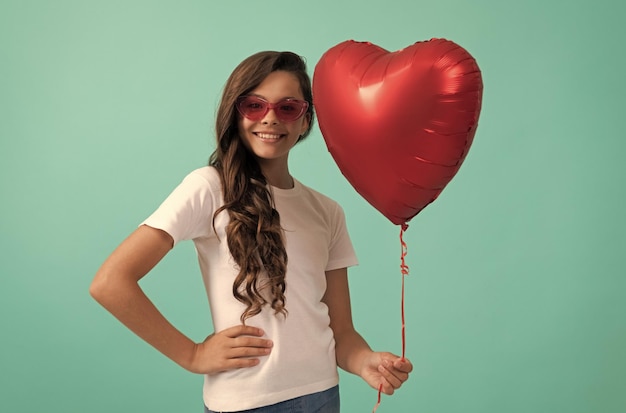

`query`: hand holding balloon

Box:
[359,352,413,395]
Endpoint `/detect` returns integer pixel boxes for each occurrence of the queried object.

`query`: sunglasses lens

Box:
[237,96,308,122]
[276,101,306,121]
[237,96,267,120]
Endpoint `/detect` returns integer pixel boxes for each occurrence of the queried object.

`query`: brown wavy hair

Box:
[208,51,315,323]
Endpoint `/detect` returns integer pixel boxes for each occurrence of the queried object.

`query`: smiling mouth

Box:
[255,132,284,140]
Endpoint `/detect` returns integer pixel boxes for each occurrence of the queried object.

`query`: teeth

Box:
[257,133,281,140]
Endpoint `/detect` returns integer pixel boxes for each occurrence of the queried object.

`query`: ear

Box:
[300,113,311,136]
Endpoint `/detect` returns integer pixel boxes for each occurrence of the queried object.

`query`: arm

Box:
[323,268,413,395]
[90,225,272,374]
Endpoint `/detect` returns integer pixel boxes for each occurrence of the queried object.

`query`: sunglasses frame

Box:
[236,95,309,123]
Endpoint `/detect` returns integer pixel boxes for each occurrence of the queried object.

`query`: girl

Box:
[90,51,412,412]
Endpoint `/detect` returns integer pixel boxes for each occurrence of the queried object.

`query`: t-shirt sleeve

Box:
[141,169,218,246]
[326,202,359,271]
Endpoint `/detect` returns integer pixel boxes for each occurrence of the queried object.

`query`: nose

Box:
[261,107,279,125]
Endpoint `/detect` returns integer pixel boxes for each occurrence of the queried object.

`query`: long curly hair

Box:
[208,51,315,323]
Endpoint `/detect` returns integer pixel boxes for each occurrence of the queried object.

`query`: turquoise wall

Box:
[1,0,624,412]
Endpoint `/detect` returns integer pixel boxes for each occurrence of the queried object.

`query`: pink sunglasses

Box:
[236,96,309,123]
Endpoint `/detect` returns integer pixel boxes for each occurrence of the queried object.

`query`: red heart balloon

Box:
[313,39,483,225]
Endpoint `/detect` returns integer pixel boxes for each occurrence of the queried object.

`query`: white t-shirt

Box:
[142,166,358,411]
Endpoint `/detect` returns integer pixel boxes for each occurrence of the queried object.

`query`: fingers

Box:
[378,361,403,394]
[232,334,273,349]
[377,355,413,395]
[222,324,265,338]
[196,325,274,375]
[219,324,273,360]
[227,328,273,352]
[222,355,262,370]
[394,358,413,373]
[228,339,273,358]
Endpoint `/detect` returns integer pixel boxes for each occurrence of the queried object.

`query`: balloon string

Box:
[372,223,410,413]
[400,223,409,360]
[371,384,383,413]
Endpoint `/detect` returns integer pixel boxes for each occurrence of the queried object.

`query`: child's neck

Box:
[259,161,293,189]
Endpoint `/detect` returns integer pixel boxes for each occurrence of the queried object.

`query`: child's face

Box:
[237,70,310,167]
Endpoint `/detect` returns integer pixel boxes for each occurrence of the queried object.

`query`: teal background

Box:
[1,0,624,412]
